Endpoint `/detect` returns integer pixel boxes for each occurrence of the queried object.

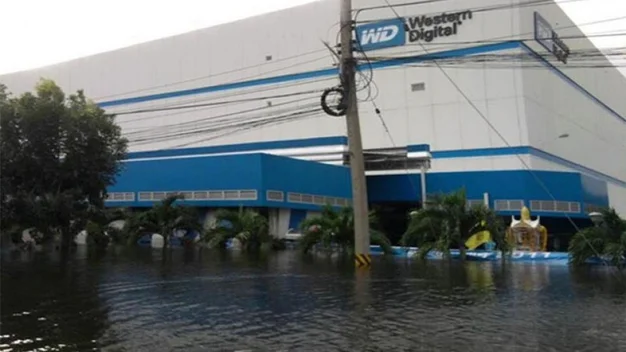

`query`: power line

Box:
[378,15,626,58]
[122,96,317,135]
[355,0,593,24]
[150,108,324,149]
[126,100,321,142]
[114,76,337,124]
[127,103,320,142]
[114,89,323,116]
[399,32,626,48]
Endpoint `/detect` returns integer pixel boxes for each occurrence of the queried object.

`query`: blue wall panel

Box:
[368,170,588,218]
[110,154,263,192]
[107,153,352,209]
[367,174,422,202]
[260,154,351,199]
[426,170,583,203]
[580,174,609,206]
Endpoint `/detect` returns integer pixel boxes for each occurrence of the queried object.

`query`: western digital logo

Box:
[356,18,406,51]
[360,25,400,46]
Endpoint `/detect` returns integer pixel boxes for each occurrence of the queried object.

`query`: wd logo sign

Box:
[356,18,406,51]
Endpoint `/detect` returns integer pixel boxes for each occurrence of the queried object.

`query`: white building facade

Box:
[2,0,625,225]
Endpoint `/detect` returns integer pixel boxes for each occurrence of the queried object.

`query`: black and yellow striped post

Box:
[354,253,371,268]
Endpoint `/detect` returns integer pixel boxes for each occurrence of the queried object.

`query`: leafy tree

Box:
[298,205,392,255]
[124,194,201,253]
[83,207,131,247]
[569,208,626,269]
[202,207,270,250]
[0,80,127,247]
[400,189,507,260]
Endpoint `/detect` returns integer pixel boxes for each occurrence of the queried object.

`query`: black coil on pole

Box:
[320,87,347,117]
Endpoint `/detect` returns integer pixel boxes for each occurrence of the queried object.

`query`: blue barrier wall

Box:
[110,153,263,192]
[260,153,351,209]
[426,170,583,202]
[106,153,351,209]
[107,150,605,218]
[580,174,609,207]
[369,170,600,218]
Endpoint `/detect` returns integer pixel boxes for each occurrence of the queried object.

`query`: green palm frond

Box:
[402,188,506,259]
[298,205,392,255]
[203,207,270,250]
[371,229,392,254]
[569,208,626,268]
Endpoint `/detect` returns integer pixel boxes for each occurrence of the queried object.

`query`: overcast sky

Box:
[0,0,624,75]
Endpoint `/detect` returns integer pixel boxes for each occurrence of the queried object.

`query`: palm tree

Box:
[202,207,270,250]
[124,194,201,254]
[569,208,626,269]
[400,189,508,260]
[84,207,130,247]
[298,205,392,255]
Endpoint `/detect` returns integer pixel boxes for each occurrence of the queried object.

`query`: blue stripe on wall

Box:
[124,136,625,187]
[431,146,531,159]
[430,145,625,187]
[99,68,335,107]
[98,42,518,108]
[408,144,431,152]
[127,136,347,160]
[527,148,625,187]
[97,40,625,128]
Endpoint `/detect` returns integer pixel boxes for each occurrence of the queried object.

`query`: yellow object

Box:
[354,253,371,268]
[521,206,531,221]
[465,230,492,250]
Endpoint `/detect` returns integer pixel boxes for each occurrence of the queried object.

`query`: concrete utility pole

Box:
[339,0,370,264]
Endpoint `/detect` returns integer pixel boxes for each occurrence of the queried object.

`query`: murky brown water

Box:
[1,248,625,352]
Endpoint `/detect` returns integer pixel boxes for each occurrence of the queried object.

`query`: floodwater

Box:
[1,248,625,352]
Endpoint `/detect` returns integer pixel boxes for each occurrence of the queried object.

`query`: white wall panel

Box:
[486,97,525,147]
[406,105,436,146]
[430,155,532,173]
[458,99,493,149]
[1,0,623,189]
[433,103,463,150]
[517,2,626,184]
[608,184,626,217]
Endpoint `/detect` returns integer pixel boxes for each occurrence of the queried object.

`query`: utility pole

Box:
[340,0,370,266]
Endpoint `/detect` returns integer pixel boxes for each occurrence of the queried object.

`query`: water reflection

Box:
[1,248,108,351]
[1,249,625,351]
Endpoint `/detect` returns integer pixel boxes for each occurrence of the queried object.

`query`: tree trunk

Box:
[162,234,168,258]
[459,241,467,261]
[61,227,73,249]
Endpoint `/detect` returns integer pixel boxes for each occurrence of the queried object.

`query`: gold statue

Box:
[506,206,548,251]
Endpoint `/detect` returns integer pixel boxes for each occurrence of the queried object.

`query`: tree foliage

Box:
[400,189,508,259]
[569,208,626,269]
[298,205,392,255]
[0,80,127,245]
[124,194,201,251]
[202,207,270,250]
[84,207,131,247]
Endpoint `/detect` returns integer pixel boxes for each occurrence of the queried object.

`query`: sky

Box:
[0,0,624,75]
